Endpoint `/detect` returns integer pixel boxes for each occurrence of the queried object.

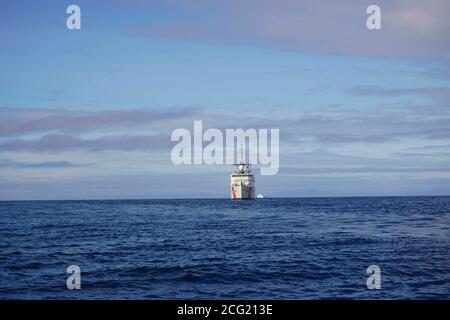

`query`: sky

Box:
[0,0,450,200]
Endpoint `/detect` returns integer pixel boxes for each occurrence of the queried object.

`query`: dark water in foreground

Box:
[0,197,449,299]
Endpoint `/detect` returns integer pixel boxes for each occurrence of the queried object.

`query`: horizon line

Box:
[1,194,449,202]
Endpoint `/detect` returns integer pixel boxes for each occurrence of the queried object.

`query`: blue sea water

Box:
[0,196,448,300]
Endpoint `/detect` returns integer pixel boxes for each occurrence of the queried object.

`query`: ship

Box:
[230,147,255,200]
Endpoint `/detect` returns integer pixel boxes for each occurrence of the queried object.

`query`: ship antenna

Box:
[239,144,243,164]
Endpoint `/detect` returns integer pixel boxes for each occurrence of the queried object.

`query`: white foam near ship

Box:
[230,161,255,200]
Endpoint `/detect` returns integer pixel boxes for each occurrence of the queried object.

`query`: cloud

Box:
[393,152,450,158]
[0,107,198,137]
[281,166,450,175]
[1,103,450,152]
[349,86,450,104]
[0,133,169,152]
[129,0,450,62]
[280,149,450,168]
[283,113,450,144]
[408,144,450,151]
[0,158,92,168]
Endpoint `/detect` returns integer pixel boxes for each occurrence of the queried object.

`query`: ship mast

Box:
[239,144,244,164]
[234,144,250,166]
[233,144,252,173]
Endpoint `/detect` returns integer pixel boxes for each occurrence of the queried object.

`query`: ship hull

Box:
[231,182,255,200]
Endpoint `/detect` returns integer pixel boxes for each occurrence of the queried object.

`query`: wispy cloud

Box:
[1,105,450,152]
[0,133,169,152]
[0,107,198,137]
[282,112,450,144]
[0,158,92,168]
[408,144,450,151]
[281,166,450,175]
[349,86,450,104]
[130,0,450,61]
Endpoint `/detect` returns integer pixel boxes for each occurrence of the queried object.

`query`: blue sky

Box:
[1,0,450,199]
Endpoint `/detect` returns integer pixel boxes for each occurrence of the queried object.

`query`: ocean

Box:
[0,196,448,299]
